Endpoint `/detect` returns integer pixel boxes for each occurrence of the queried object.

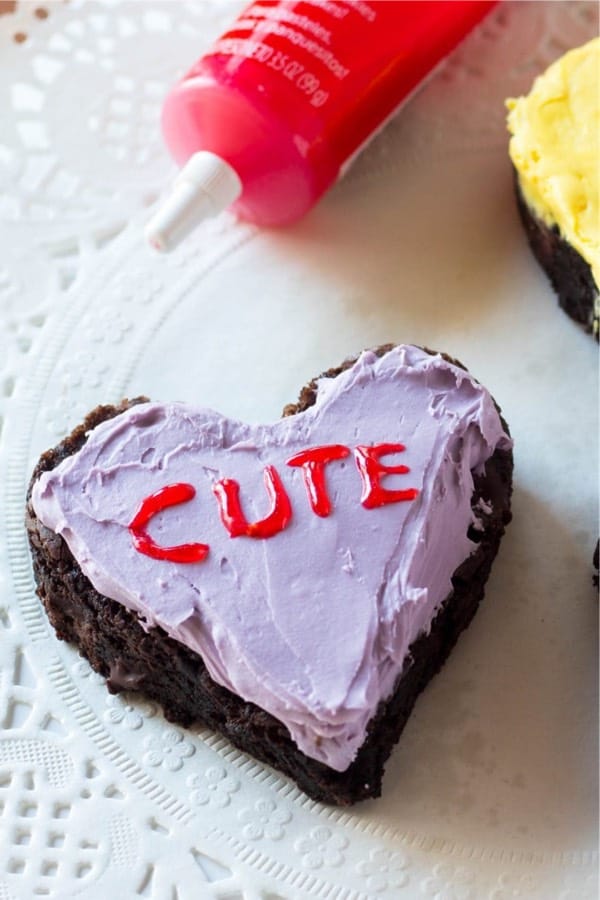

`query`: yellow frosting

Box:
[507,38,599,287]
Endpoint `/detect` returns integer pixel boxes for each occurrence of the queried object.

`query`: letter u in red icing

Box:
[213,464,292,538]
[354,443,419,509]
[129,483,209,563]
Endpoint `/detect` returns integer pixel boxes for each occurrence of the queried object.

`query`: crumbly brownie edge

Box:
[25,349,513,806]
[514,174,599,341]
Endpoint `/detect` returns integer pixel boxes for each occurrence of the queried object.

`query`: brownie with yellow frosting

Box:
[507,38,599,340]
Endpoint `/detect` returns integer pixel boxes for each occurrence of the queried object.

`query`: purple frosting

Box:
[32,346,511,771]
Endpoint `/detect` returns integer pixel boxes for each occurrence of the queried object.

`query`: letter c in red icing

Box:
[129,483,209,563]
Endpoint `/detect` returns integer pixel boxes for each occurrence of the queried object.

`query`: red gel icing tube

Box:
[146,0,497,250]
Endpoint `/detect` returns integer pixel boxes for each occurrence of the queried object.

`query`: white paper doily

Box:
[0,2,598,899]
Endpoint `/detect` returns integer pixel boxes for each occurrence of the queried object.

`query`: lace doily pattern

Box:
[0,2,597,898]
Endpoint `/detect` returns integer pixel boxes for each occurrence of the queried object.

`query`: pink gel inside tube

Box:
[147,0,497,250]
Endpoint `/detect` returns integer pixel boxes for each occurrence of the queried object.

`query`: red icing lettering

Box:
[129,441,420,562]
[213,464,292,538]
[128,483,209,563]
[287,444,350,517]
[354,444,419,509]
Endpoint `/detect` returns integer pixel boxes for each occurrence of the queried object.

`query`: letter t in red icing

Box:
[287,444,350,517]
[354,443,419,509]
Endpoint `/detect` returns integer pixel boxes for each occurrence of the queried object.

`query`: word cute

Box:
[129,442,419,564]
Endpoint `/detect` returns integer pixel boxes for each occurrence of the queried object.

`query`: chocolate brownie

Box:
[26,347,513,806]
[515,179,599,339]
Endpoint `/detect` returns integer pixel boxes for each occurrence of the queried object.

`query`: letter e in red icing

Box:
[354,443,419,509]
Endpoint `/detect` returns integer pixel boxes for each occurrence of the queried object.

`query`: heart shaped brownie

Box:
[27,345,513,804]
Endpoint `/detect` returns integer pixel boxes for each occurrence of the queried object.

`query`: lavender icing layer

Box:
[32,346,511,771]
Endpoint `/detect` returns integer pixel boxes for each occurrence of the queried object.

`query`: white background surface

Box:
[0,2,597,898]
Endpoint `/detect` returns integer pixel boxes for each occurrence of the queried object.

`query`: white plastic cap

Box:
[145,151,242,252]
